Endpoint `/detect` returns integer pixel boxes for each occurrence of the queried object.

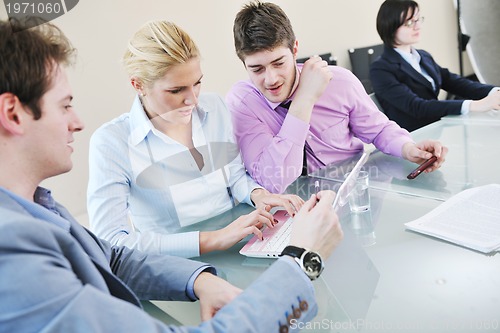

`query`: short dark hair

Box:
[376,0,419,47]
[233,1,296,62]
[0,17,75,120]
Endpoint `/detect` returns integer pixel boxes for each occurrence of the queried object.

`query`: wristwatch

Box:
[280,246,324,280]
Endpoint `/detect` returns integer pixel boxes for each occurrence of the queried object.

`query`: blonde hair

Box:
[123,21,200,88]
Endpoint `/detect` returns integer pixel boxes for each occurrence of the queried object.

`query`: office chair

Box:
[297,52,337,66]
[369,92,384,114]
[348,44,384,94]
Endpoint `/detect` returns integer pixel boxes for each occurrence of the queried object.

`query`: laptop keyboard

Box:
[247,217,293,253]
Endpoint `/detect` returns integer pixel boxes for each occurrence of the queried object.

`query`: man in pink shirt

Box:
[226,1,447,194]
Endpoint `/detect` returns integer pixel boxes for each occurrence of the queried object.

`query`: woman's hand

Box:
[250,188,305,217]
[199,207,275,254]
[470,89,500,112]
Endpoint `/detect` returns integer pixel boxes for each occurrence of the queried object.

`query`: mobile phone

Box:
[407,156,438,180]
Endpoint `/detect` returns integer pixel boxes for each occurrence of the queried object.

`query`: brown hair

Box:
[0,17,75,120]
[233,1,296,62]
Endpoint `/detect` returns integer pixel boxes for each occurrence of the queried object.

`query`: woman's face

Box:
[394,8,423,48]
[141,57,202,126]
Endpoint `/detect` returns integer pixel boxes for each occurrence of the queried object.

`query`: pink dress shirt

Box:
[226,64,413,193]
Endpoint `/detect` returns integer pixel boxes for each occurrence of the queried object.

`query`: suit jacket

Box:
[0,189,316,332]
[370,46,495,131]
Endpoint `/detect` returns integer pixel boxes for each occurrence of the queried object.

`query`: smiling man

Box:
[226,1,448,194]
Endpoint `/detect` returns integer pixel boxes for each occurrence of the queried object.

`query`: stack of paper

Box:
[405,184,500,253]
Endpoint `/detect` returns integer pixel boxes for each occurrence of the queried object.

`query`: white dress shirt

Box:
[88,93,260,258]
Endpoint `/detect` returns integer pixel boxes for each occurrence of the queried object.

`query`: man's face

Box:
[24,66,84,179]
[243,44,298,103]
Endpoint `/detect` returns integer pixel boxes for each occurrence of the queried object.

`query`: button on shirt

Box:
[88,93,260,258]
[226,64,413,193]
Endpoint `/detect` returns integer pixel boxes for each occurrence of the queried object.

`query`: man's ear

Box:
[292,39,299,59]
[0,93,26,135]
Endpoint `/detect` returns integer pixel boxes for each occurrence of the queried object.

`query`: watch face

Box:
[303,251,324,279]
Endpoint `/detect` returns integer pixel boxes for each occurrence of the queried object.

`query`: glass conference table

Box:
[311,117,500,202]
[147,175,500,332]
[443,109,500,124]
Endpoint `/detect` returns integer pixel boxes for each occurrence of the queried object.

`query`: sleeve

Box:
[370,56,464,120]
[0,217,316,333]
[227,153,261,206]
[106,242,216,301]
[198,257,317,332]
[344,72,414,157]
[226,84,309,194]
[436,57,496,99]
[213,95,262,204]
[87,125,200,258]
[0,218,191,333]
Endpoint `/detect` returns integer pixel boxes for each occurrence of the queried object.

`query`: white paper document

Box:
[405,184,500,253]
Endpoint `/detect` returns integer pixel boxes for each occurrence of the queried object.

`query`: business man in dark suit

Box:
[370,0,500,132]
[0,17,343,332]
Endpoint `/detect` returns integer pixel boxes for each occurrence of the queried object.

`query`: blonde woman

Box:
[87,21,303,258]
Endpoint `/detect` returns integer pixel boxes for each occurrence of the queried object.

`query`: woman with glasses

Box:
[370,0,500,132]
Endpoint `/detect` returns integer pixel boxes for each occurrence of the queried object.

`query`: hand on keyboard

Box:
[199,206,276,254]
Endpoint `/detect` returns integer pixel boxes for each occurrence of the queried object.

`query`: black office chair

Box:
[297,52,337,66]
[369,92,384,114]
[348,44,384,94]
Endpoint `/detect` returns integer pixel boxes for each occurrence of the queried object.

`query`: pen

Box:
[407,156,438,180]
[314,180,320,201]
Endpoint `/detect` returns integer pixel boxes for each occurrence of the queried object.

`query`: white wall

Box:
[1,0,466,218]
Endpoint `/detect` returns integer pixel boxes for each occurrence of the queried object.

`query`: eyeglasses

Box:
[403,16,425,28]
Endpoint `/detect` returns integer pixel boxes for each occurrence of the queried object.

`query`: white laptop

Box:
[239,152,370,258]
[239,209,293,258]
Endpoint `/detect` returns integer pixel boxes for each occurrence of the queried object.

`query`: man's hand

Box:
[194,272,242,321]
[288,55,333,123]
[402,140,448,173]
[289,190,343,260]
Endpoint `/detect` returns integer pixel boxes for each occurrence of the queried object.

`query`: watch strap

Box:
[279,245,305,259]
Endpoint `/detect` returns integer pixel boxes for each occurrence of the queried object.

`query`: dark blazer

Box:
[370,46,495,131]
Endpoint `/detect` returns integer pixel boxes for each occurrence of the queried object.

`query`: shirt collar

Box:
[128,94,210,146]
[394,46,421,67]
[34,187,58,212]
[0,186,71,232]
[129,95,154,146]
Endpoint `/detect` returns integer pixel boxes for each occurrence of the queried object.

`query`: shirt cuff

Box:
[461,100,472,115]
[280,113,310,146]
[186,265,217,301]
[247,186,266,207]
[278,256,314,292]
[489,87,500,95]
